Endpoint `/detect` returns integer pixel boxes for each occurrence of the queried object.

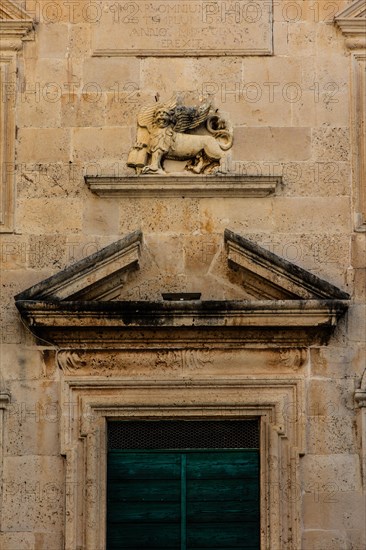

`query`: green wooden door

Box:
[107,449,260,549]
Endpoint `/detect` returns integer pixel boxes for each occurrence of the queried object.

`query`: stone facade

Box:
[0,0,366,549]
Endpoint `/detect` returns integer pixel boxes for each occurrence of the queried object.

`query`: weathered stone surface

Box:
[273,197,350,234]
[312,127,350,161]
[5,380,60,456]
[281,161,351,198]
[73,126,132,164]
[16,162,86,200]
[351,233,366,268]
[0,532,35,550]
[0,347,46,381]
[302,491,365,531]
[17,128,71,163]
[61,92,106,128]
[302,528,362,550]
[301,454,361,492]
[2,456,64,531]
[233,127,312,162]
[82,196,120,236]
[310,345,362,378]
[1,0,365,547]
[347,304,366,342]
[16,198,83,234]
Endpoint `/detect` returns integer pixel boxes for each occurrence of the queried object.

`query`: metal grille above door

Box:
[107,420,260,550]
[108,419,260,450]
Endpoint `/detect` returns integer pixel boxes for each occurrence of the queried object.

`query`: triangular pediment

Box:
[0,0,32,20]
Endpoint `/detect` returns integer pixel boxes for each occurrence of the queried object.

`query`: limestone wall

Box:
[1,0,365,548]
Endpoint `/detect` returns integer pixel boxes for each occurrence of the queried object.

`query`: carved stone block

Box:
[92,0,273,57]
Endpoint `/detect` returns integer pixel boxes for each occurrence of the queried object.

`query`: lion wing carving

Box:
[127,96,233,175]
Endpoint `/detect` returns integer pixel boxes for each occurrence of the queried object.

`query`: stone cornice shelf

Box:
[15,299,349,347]
[85,174,280,198]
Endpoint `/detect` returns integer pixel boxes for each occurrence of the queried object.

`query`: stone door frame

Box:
[60,374,305,550]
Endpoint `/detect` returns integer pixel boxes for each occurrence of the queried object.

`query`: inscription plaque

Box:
[92,1,273,57]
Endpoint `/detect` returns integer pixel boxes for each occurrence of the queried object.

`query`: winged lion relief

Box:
[127,94,233,175]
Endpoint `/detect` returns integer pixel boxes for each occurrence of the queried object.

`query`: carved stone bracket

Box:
[85,174,280,198]
[355,368,366,408]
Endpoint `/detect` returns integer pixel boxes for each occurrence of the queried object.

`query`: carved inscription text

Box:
[92,1,273,56]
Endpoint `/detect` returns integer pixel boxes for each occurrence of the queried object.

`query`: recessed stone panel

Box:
[92,0,273,57]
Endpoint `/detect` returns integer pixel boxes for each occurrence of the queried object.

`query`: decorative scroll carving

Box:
[127,94,233,175]
[55,348,310,378]
[271,349,307,370]
[155,349,212,371]
[57,349,213,375]
[57,351,87,372]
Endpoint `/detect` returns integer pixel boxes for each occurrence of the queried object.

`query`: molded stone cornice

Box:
[335,0,366,49]
[85,174,280,198]
[15,299,349,347]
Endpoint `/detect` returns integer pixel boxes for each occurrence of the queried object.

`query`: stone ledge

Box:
[85,174,280,198]
[15,299,349,347]
[92,48,273,57]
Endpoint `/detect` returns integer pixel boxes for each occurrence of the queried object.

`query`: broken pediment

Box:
[335,0,366,21]
[224,229,349,301]
[15,230,350,346]
[0,0,31,20]
[15,230,142,301]
[0,0,34,41]
[335,0,366,47]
